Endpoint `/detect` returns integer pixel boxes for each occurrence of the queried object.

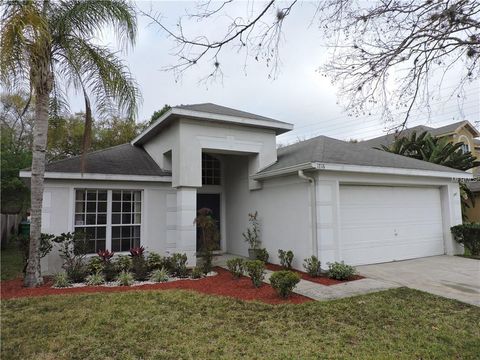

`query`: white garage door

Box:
[339,185,444,266]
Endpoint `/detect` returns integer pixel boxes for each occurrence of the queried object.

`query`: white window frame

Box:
[73,188,143,254]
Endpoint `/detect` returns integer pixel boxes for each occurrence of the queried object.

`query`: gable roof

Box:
[133,103,293,145]
[39,144,169,176]
[260,135,466,174]
[361,120,480,149]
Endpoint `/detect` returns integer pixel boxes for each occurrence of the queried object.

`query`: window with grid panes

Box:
[74,189,141,253]
[202,153,221,185]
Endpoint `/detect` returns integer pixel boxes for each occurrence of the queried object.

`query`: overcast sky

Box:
[69,0,479,144]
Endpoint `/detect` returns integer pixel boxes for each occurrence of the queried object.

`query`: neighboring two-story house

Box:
[362,120,480,222]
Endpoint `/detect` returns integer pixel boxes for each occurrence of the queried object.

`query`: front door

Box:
[196,193,221,251]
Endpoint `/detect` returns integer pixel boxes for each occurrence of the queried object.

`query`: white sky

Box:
[68,0,480,145]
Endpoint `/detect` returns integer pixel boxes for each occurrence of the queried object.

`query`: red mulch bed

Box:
[265,263,364,285]
[0,267,311,305]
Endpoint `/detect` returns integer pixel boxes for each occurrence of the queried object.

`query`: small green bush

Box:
[115,255,132,273]
[190,266,204,279]
[85,272,105,286]
[117,271,135,286]
[256,248,269,262]
[65,262,87,283]
[87,257,104,275]
[171,253,188,277]
[303,256,321,277]
[149,268,169,282]
[53,272,71,288]
[278,249,294,269]
[146,252,164,271]
[451,223,480,256]
[200,249,213,275]
[245,260,265,288]
[226,258,245,279]
[130,247,148,281]
[327,262,356,280]
[269,270,301,298]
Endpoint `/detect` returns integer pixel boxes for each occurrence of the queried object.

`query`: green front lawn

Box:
[1,244,23,281]
[2,288,479,359]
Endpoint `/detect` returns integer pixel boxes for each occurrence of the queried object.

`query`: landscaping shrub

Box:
[226,258,245,279]
[87,256,104,275]
[256,248,269,262]
[451,223,480,256]
[130,246,148,281]
[115,255,132,273]
[171,253,188,277]
[117,271,134,286]
[243,211,261,258]
[245,260,265,288]
[269,270,301,298]
[303,256,321,277]
[278,249,294,269]
[97,250,117,281]
[200,250,213,275]
[54,232,89,283]
[85,272,105,286]
[146,252,165,271]
[149,268,169,283]
[327,262,356,280]
[53,272,71,288]
[190,266,203,279]
[19,233,54,275]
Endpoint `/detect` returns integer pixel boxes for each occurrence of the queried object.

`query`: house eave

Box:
[19,171,172,182]
[251,162,473,180]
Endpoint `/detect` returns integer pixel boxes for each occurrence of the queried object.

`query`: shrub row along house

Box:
[20,103,472,273]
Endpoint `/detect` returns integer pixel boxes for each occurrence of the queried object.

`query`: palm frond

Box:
[53,0,137,51]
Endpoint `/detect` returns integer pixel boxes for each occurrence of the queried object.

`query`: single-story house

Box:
[20,103,472,273]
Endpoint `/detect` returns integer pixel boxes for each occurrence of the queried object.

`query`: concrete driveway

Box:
[357,256,480,306]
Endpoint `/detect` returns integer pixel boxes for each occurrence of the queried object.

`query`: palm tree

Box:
[0,0,140,287]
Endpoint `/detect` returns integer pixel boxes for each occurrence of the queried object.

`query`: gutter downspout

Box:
[298,170,318,258]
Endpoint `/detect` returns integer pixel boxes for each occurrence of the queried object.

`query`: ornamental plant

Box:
[194,208,218,274]
[85,272,105,286]
[245,260,265,288]
[87,257,104,275]
[54,231,89,283]
[270,270,301,298]
[115,255,132,273]
[97,249,116,281]
[243,211,261,249]
[303,256,321,277]
[226,258,245,279]
[53,272,71,288]
[278,249,294,269]
[147,252,166,272]
[327,262,356,280]
[149,268,169,283]
[117,271,134,286]
[190,266,203,279]
[171,253,188,278]
[256,248,269,263]
[451,223,480,256]
[129,246,148,281]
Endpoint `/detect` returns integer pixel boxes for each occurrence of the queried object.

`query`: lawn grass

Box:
[1,244,23,281]
[1,288,479,359]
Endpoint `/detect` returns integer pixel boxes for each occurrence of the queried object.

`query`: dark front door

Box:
[196,193,221,251]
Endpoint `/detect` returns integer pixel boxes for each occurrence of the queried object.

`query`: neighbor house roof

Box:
[29,144,170,177]
[259,135,466,175]
[133,103,293,145]
[361,120,480,149]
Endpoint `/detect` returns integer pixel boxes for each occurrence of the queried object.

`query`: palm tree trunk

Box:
[24,55,53,287]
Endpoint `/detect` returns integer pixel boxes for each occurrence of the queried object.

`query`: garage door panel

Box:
[339,186,444,265]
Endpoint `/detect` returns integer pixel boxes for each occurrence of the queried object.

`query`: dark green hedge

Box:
[451,223,480,256]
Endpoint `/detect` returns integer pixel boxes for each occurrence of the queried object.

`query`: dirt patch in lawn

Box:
[0,267,311,305]
[265,263,364,285]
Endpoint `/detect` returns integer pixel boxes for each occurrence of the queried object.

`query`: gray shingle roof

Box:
[261,135,465,174]
[175,103,289,125]
[43,144,170,176]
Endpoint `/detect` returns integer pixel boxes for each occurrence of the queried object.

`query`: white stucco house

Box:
[20,103,471,274]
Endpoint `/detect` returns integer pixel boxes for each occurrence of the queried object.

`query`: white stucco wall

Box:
[40,179,174,274]
[224,155,312,270]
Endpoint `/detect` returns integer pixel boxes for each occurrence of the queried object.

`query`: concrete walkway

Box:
[357,256,480,306]
[213,254,398,301]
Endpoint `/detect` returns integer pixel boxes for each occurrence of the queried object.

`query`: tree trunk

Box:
[24,41,53,287]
